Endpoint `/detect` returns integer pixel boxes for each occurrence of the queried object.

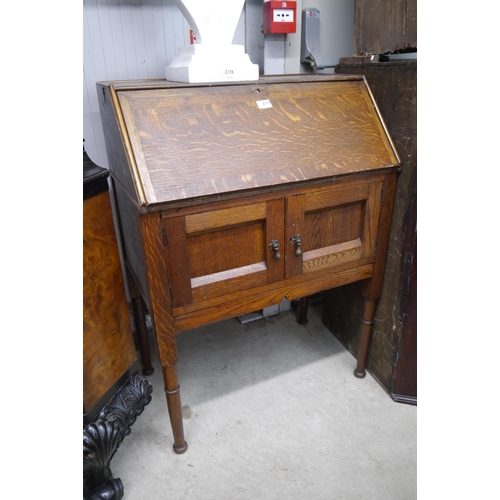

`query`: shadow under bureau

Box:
[97,75,400,454]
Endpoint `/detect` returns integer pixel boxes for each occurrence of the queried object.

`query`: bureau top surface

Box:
[102,75,399,209]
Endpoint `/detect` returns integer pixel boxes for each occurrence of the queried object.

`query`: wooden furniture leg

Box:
[354,173,397,379]
[131,297,154,376]
[163,365,188,454]
[354,297,377,378]
[125,268,154,376]
[298,296,309,325]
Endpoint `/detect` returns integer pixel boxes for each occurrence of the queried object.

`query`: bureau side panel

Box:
[112,180,150,307]
[97,83,138,204]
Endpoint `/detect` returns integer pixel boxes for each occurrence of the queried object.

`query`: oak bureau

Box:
[97,75,400,454]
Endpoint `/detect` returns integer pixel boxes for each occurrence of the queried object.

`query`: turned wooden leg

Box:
[132,297,154,376]
[298,296,309,325]
[163,364,188,454]
[354,298,377,378]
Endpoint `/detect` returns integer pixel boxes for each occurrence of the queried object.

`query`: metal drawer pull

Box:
[290,235,302,256]
[268,239,281,260]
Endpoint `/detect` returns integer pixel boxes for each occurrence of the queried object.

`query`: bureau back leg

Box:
[354,172,397,379]
[131,296,154,376]
[354,297,377,378]
[163,364,188,454]
[126,269,154,376]
[298,296,309,325]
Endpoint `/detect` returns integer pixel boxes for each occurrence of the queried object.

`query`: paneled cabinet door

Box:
[162,177,384,309]
[285,179,384,280]
[162,199,285,308]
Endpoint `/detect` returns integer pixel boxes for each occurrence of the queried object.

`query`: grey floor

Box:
[111,302,417,500]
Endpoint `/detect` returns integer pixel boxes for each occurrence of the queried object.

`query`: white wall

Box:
[83,0,190,166]
[83,0,354,167]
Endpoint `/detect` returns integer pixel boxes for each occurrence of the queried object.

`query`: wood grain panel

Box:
[112,179,150,302]
[302,240,363,272]
[164,216,192,307]
[185,203,267,234]
[187,221,266,277]
[97,85,138,202]
[173,263,374,332]
[173,256,374,319]
[191,265,268,303]
[83,190,136,411]
[265,198,286,283]
[361,182,383,258]
[116,79,399,205]
[304,202,364,251]
[304,184,369,212]
[285,194,305,279]
[140,212,178,366]
[354,0,417,55]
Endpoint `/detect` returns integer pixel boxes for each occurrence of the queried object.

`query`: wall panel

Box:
[83,0,189,167]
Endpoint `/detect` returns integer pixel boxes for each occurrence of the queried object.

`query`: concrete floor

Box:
[110,302,417,500]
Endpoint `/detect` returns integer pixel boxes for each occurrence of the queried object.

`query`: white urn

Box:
[165,0,259,83]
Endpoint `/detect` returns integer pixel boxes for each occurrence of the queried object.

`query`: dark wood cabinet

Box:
[98,75,400,453]
[354,0,417,55]
[83,154,139,424]
[324,59,417,404]
[83,152,153,500]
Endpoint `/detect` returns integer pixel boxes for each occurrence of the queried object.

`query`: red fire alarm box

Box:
[263,1,297,34]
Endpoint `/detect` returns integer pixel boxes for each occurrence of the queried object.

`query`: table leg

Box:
[163,364,188,454]
[132,297,154,376]
[353,172,397,379]
[354,298,377,378]
[298,296,309,325]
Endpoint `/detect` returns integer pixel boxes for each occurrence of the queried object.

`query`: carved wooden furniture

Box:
[97,75,400,454]
[83,151,153,499]
[83,150,139,424]
[83,374,153,500]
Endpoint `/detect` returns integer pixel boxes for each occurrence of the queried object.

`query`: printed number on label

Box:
[256,99,273,109]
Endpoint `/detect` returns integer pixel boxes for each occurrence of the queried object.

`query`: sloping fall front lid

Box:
[108,75,399,209]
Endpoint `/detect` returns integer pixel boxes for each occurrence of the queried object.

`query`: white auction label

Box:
[256,99,273,109]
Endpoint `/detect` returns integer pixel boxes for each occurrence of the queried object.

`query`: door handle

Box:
[268,239,281,260]
[290,235,302,256]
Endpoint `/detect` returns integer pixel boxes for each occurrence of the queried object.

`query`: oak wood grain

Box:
[140,212,177,366]
[83,191,136,412]
[173,263,374,332]
[97,76,402,450]
[114,78,399,207]
[171,256,376,324]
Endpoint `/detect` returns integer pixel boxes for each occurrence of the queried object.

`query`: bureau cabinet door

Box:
[285,180,383,279]
[163,199,284,307]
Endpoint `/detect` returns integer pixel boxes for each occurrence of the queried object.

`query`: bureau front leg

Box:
[140,212,188,454]
[163,364,188,454]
